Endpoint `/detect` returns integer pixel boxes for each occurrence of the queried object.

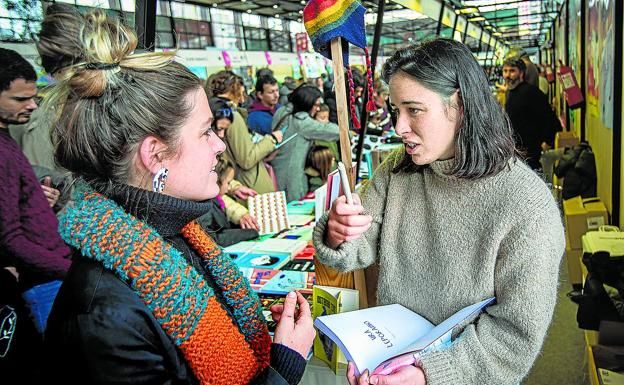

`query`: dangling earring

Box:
[152,167,169,193]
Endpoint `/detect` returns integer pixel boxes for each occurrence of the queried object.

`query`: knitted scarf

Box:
[58,186,271,385]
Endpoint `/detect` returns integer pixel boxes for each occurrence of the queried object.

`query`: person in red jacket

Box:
[0,48,71,334]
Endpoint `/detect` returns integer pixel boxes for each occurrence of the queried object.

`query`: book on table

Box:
[314,297,496,376]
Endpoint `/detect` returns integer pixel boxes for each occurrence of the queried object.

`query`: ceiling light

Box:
[275,14,280,18]
[212,3,217,7]
[300,0,306,4]
[493,32,502,36]
[297,18,302,22]
[246,9,252,13]
[456,7,478,14]
[298,9,303,14]
[273,4,278,8]
[468,16,485,22]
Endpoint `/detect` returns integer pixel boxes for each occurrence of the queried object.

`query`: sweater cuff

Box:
[270,343,307,385]
[312,213,356,271]
[419,351,460,385]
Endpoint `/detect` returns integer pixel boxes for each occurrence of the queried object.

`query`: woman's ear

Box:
[137,135,168,174]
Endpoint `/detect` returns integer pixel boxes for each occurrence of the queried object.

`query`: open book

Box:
[313,297,495,375]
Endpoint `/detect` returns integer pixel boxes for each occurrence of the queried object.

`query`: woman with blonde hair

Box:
[41,6,314,384]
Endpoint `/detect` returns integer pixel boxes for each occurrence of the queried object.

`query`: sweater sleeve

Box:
[226,111,276,171]
[0,145,70,280]
[418,187,565,385]
[298,116,340,142]
[313,150,399,272]
[228,178,244,195]
[223,194,248,224]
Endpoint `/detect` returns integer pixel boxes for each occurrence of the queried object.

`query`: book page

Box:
[314,304,434,374]
[398,297,496,355]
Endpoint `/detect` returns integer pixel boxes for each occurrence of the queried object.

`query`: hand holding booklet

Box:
[313,297,495,376]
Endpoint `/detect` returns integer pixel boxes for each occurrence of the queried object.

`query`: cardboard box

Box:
[555,131,580,149]
[563,196,609,249]
[565,247,583,287]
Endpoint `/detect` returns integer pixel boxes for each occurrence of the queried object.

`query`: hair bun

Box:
[63,9,137,98]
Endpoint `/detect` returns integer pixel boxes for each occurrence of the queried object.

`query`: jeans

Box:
[21,280,62,334]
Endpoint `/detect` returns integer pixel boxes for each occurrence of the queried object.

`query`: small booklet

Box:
[313,297,495,376]
[313,285,360,373]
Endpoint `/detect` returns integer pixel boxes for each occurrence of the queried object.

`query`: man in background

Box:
[248,75,281,135]
[0,47,71,382]
[503,56,561,170]
[0,48,71,334]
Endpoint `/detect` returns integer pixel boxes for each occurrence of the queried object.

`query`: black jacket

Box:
[43,185,305,385]
[505,82,561,169]
[44,258,301,385]
[554,143,597,200]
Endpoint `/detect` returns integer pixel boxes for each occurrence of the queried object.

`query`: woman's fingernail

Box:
[287,291,296,298]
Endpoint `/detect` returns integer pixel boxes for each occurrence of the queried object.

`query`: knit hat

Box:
[303,0,375,130]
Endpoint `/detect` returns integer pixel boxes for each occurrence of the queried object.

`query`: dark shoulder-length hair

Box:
[382,38,517,179]
[289,85,322,115]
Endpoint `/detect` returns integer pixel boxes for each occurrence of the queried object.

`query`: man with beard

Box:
[503,56,561,170]
[0,49,71,354]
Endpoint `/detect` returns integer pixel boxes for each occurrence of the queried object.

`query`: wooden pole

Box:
[313,37,369,309]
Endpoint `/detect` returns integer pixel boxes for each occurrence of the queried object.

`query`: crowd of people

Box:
[0,4,566,385]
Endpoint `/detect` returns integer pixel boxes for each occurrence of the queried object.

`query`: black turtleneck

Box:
[103,184,306,385]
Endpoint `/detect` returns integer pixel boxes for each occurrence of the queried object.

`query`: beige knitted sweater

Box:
[313,150,565,385]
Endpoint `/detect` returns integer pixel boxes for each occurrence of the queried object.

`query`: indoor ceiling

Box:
[192,0,562,51]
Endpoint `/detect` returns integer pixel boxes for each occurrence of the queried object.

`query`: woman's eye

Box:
[408,108,420,115]
[203,128,213,137]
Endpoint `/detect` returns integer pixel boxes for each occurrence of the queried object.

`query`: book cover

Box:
[314,184,327,221]
[314,297,495,376]
[291,244,315,260]
[238,267,280,292]
[282,259,315,272]
[233,252,291,270]
[259,270,316,295]
[286,200,316,215]
[272,227,314,243]
[312,285,360,373]
[254,238,307,258]
[287,214,315,227]
[327,169,341,210]
[221,241,258,259]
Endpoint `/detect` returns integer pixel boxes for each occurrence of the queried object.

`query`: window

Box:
[269,29,291,52]
[244,26,268,51]
[156,1,213,49]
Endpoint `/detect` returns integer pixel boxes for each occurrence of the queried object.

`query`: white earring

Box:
[152,167,169,193]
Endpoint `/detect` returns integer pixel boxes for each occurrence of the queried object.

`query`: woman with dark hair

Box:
[41,8,314,385]
[313,39,564,385]
[271,85,339,201]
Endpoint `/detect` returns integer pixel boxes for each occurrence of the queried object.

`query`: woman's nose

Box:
[394,114,411,136]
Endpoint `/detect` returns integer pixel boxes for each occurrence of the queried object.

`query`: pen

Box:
[337,162,354,205]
